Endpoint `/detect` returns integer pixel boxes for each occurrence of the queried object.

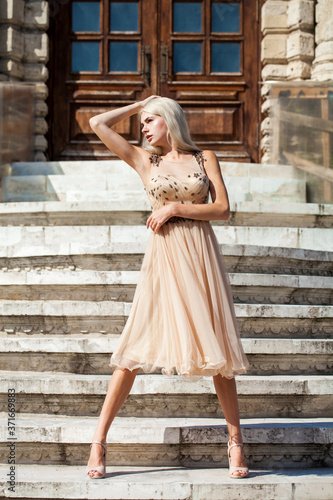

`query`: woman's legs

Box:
[88,369,247,476]
[213,374,248,476]
[87,367,139,477]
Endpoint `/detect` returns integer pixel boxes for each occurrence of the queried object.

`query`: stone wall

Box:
[260,0,333,163]
[0,0,49,161]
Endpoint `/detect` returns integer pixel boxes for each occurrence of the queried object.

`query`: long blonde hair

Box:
[140,97,199,155]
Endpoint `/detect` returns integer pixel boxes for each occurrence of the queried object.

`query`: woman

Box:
[86,96,249,480]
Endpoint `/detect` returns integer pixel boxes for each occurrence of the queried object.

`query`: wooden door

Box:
[49,0,157,160]
[48,0,260,162]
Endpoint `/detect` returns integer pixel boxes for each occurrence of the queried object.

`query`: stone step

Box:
[1,224,332,254]
[2,187,307,204]
[0,301,331,338]
[0,464,332,500]
[0,337,331,376]
[0,415,332,469]
[8,160,304,178]
[1,200,332,228]
[1,244,331,276]
[2,172,306,202]
[3,161,307,204]
[0,372,332,418]
[0,270,332,305]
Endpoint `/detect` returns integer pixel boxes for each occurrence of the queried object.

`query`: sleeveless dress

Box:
[109,151,249,380]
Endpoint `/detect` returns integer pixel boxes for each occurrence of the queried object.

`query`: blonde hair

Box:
[140,97,199,155]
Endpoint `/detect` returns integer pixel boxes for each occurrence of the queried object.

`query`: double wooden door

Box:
[49,0,261,161]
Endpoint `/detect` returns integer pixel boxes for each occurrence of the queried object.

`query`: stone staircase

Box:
[0,160,332,500]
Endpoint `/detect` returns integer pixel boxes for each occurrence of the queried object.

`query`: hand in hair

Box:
[139,95,160,108]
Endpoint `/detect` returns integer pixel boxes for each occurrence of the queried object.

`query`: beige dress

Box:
[109,151,249,379]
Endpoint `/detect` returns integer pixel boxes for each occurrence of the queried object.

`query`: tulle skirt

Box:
[110,220,249,380]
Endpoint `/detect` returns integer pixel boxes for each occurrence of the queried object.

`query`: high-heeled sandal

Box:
[227,440,249,479]
[86,441,107,479]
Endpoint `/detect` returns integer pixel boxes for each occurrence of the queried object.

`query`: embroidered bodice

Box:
[145,151,209,213]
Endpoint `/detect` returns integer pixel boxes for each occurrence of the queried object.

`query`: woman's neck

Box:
[161,148,192,162]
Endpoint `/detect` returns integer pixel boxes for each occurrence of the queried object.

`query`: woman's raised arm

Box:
[89,96,158,174]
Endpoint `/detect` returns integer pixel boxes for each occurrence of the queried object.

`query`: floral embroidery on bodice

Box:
[146,151,210,213]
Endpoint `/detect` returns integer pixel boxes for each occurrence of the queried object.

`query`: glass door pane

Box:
[71,41,100,72]
[211,2,240,33]
[110,2,139,32]
[71,1,101,72]
[211,42,240,73]
[173,42,202,73]
[109,1,139,73]
[173,2,202,32]
[109,41,138,71]
[72,1,100,31]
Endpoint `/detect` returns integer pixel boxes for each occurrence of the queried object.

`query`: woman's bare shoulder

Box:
[201,150,220,172]
[201,149,218,162]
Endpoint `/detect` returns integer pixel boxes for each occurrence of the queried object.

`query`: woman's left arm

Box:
[146,150,230,232]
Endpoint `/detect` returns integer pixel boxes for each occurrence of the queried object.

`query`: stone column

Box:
[261,0,289,82]
[0,0,25,80]
[23,0,49,160]
[312,0,333,81]
[260,0,316,163]
[0,0,49,161]
[261,0,289,163]
[286,0,315,80]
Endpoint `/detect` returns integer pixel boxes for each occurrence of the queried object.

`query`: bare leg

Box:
[87,367,139,477]
[213,374,248,477]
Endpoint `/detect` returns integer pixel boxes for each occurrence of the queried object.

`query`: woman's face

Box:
[141,111,168,148]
